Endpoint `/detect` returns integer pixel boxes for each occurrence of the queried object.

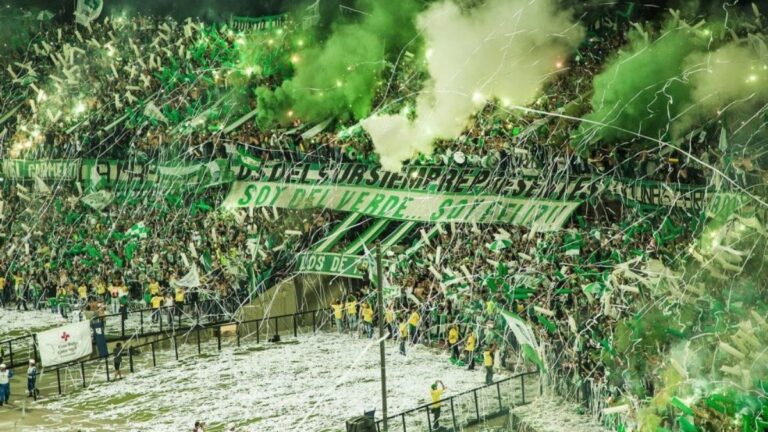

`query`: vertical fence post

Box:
[256,319,261,344]
[497,382,503,411]
[312,310,316,334]
[521,374,526,404]
[174,336,179,360]
[105,357,110,382]
[450,397,458,430]
[426,406,432,431]
[197,327,201,355]
[273,317,278,338]
[121,314,125,338]
[33,335,40,363]
[9,342,13,368]
[217,327,222,351]
[401,413,407,432]
[140,310,144,336]
[473,389,480,422]
[81,362,86,388]
[237,325,241,348]
[293,314,298,337]
[129,348,134,373]
[56,368,62,395]
[151,342,156,367]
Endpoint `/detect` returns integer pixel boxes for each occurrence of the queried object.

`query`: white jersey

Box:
[0,370,11,385]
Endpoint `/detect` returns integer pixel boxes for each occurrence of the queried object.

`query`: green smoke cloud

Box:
[574,23,708,150]
[254,0,423,127]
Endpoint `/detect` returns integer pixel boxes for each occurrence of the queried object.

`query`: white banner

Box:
[223,181,580,230]
[37,321,93,367]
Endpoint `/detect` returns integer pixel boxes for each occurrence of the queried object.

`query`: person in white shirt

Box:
[0,363,13,406]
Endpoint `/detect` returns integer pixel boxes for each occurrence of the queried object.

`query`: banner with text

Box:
[37,321,93,367]
[223,181,580,230]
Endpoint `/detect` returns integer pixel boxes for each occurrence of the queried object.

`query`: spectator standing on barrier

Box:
[484,344,497,385]
[331,299,344,333]
[114,343,124,380]
[27,359,38,398]
[408,307,420,344]
[0,363,13,406]
[448,325,460,360]
[361,302,374,339]
[430,380,446,430]
[345,296,358,335]
[465,329,477,370]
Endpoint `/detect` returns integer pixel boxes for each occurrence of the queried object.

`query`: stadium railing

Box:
[372,370,540,432]
[6,307,336,398]
[0,301,249,369]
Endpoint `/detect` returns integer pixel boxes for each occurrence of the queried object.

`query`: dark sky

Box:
[1,0,309,21]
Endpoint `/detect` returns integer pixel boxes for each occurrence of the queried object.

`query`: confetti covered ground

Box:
[9,333,522,432]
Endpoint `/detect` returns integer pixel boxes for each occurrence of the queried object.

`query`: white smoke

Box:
[363,0,583,171]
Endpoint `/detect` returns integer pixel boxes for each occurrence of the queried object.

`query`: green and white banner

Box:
[2,159,230,189]
[296,253,367,279]
[223,181,580,230]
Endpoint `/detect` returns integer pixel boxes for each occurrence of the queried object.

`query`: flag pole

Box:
[376,242,388,431]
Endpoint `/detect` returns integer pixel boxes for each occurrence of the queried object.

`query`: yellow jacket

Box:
[408,311,420,326]
[345,301,357,316]
[483,350,493,367]
[448,328,459,345]
[362,305,374,323]
[332,303,344,319]
[465,333,476,352]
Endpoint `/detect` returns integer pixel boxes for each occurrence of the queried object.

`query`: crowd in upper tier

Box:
[3,12,764,188]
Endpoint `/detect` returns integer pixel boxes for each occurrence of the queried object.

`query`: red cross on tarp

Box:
[61,332,70,342]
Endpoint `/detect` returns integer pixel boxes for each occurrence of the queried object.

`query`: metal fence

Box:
[0,302,250,369]
[373,370,540,432]
[11,308,333,399]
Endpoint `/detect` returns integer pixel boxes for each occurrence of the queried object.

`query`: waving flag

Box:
[75,0,103,26]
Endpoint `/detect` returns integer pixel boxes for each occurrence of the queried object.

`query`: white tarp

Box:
[37,321,93,367]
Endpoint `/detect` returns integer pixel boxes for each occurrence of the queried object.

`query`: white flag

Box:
[172,265,201,288]
[37,321,93,367]
[81,190,114,211]
[75,0,103,26]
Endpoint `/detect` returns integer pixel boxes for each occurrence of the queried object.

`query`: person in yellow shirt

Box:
[484,344,497,385]
[465,329,477,370]
[148,279,160,296]
[408,308,420,343]
[384,306,395,340]
[345,297,358,334]
[430,380,446,429]
[361,302,374,339]
[174,286,185,319]
[77,285,88,303]
[331,299,344,333]
[96,280,107,302]
[150,294,164,323]
[398,322,408,356]
[448,325,460,360]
